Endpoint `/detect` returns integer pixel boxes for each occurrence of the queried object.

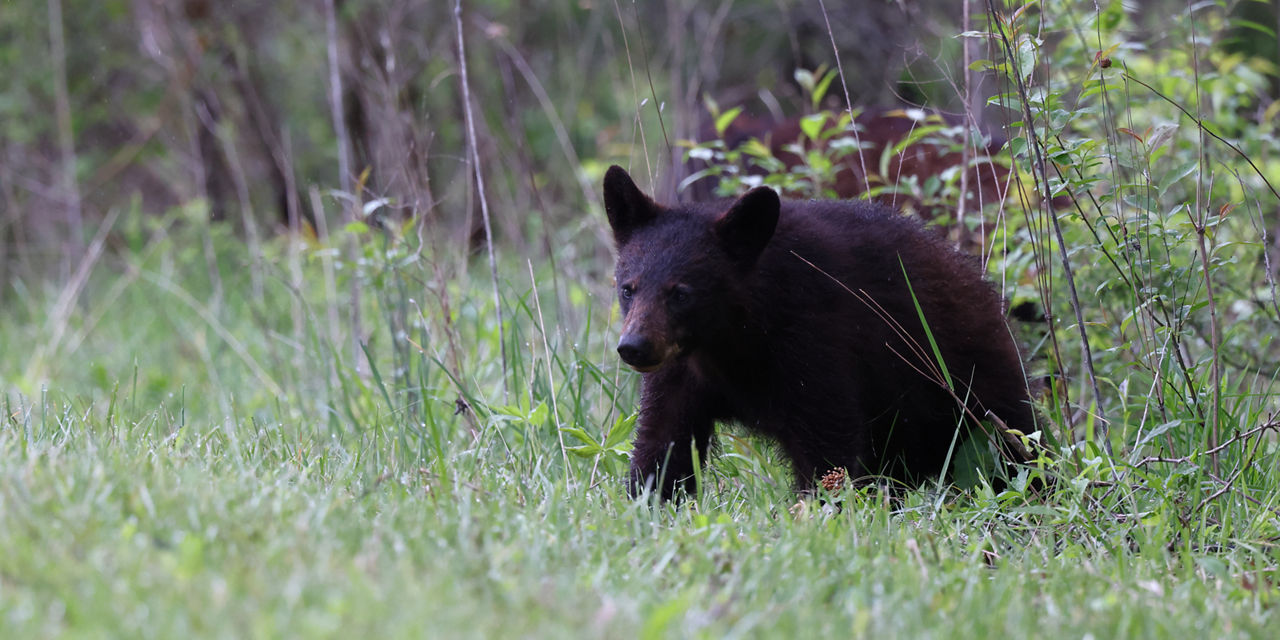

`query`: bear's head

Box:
[602,165,779,372]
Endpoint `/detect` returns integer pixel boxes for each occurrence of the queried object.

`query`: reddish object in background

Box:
[686,108,1039,224]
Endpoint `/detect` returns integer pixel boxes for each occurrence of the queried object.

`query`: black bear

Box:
[603,165,1037,499]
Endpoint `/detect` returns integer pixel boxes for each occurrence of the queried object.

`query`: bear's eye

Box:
[668,285,692,307]
[619,284,635,300]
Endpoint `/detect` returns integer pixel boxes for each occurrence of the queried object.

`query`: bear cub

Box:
[603,165,1037,499]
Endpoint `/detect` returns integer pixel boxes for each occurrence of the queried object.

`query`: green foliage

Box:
[977,1,1279,440]
[3,1,1280,635]
[683,71,1013,215]
[680,93,862,200]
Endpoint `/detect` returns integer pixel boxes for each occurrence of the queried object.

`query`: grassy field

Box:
[4,1,1280,637]
[1,214,1277,638]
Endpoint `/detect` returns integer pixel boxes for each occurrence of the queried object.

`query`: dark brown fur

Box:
[604,166,1036,499]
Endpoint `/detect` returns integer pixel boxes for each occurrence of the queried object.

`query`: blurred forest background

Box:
[3,0,1277,266]
[0,0,1109,273]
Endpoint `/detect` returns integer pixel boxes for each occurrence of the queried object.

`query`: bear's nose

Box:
[616,334,653,367]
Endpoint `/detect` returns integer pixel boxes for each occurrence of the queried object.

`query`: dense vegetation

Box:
[2,1,1279,636]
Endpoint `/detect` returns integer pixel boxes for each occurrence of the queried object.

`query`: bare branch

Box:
[455,0,509,400]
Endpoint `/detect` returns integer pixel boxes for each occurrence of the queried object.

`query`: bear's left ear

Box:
[603,165,659,246]
[715,186,780,265]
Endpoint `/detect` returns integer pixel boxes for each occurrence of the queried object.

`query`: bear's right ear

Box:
[603,165,659,245]
[715,186,780,266]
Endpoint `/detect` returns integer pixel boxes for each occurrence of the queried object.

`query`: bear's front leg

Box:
[628,364,719,500]
[776,404,874,493]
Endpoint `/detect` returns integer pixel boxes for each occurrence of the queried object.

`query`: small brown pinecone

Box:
[819,467,848,491]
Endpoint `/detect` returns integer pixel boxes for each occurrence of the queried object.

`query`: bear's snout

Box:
[617,334,658,371]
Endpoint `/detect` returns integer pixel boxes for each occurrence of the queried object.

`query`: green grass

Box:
[2,221,1277,638]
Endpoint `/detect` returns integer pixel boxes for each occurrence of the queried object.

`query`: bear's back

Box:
[769,198,960,272]
[754,199,987,312]
[749,197,1013,387]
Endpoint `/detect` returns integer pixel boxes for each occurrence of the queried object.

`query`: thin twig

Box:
[139,269,286,398]
[323,0,366,377]
[454,0,509,401]
[610,0,651,181]
[528,260,571,478]
[1182,1,1221,476]
[629,1,671,185]
[22,208,121,383]
[1122,75,1280,203]
[1193,421,1271,516]
[958,0,974,232]
[46,0,83,255]
[816,0,871,196]
[324,0,353,194]
[986,0,1110,451]
[486,27,598,211]
[1133,421,1279,466]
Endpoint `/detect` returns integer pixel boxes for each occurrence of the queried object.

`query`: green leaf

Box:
[1015,36,1037,82]
[528,402,549,427]
[604,413,637,449]
[1230,18,1276,38]
[899,258,951,388]
[799,114,827,142]
[1134,420,1181,450]
[1008,136,1028,158]
[812,69,838,108]
[794,68,815,95]
[714,106,743,138]
[559,425,594,445]
[566,445,601,458]
[740,138,773,159]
